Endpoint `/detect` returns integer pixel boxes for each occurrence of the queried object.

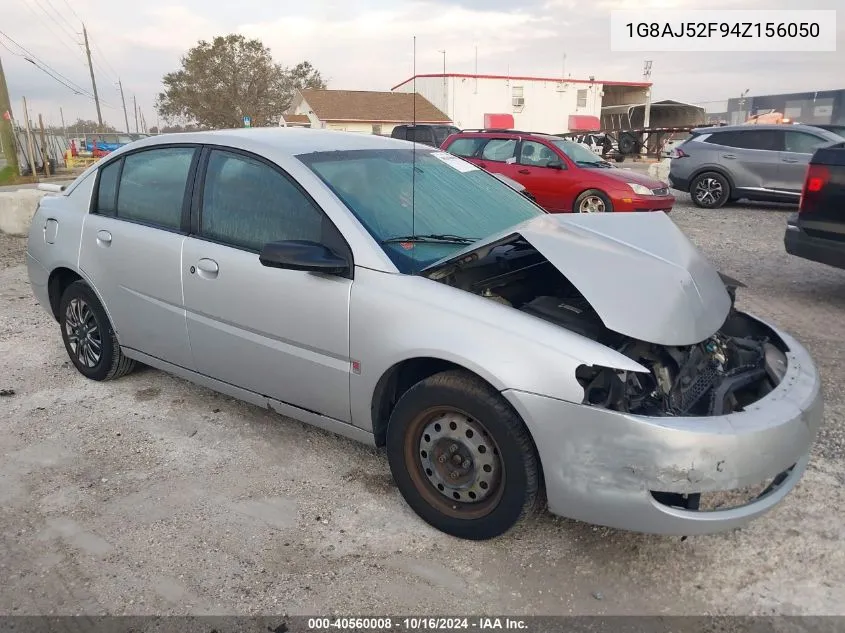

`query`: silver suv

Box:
[668,124,843,208]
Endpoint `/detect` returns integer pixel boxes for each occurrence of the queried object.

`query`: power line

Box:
[90,41,119,82]
[0,29,89,94]
[59,0,81,23]
[0,29,117,108]
[29,0,83,53]
[15,0,83,63]
[44,0,82,39]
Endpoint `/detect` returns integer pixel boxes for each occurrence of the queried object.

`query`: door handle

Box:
[518,169,531,174]
[782,158,800,163]
[195,258,219,279]
[96,230,112,246]
[721,154,737,159]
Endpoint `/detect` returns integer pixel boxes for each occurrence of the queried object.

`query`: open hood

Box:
[422,213,732,346]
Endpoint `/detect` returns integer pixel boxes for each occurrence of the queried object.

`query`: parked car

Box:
[489,172,537,203]
[784,140,845,269]
[668,123,843,209]
[441,130,673,213]
[27,128,822,540]
[391,124,461,147]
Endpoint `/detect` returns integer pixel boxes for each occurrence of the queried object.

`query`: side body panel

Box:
[347,267,648,432]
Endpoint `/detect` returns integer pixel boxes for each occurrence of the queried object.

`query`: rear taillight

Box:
[670,148,689,159]
[799,164,829,214]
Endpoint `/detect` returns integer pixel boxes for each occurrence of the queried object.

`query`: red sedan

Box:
[441,130,674,213]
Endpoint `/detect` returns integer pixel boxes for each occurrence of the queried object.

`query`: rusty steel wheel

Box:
[405,407,505,520]
[386,370,542,540]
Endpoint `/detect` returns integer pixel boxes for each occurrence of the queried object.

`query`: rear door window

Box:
[446,137,486,158]
[784,131,831,154]
[705,130,783,151]
[95,159,121,216]
[480,138,517,162]
[116,147,196,230]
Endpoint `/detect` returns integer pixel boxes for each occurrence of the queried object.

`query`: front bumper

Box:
[502,315,823,535]
[784,216,845,271]
[614,194,675,213]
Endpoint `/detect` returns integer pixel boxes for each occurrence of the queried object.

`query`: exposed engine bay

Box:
[426,239,789,417]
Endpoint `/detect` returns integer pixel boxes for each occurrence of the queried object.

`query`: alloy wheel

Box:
[64,298,102,368]
[578,195,607,213]
[694,177,724,206]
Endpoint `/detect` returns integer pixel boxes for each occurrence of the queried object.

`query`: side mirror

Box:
[546,160,564,170]
[259,240,349,275]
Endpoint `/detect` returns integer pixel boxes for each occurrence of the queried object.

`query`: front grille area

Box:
[652,187,670,196]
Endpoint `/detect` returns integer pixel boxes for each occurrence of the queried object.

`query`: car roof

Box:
[124,127,422,156]
[451,130,564,142]
[691,123,840,136]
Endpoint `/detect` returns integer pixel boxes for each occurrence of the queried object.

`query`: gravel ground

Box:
[1,198,844,617]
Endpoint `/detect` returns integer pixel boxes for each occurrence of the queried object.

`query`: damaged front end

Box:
[421,213,788,418]
[575,306,790,418]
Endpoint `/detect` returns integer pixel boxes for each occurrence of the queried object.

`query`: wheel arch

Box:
[47,267,118,336]
[370,357,508,447]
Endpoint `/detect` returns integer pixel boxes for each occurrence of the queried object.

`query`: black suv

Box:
[391,124,461,147]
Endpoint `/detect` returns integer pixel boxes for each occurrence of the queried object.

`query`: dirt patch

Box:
[0,233,26,269]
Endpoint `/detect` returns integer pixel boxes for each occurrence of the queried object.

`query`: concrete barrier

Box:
[648,158,671,183]
[0,189,47,237]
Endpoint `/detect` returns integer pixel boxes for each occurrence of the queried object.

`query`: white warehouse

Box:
[391,73,650,133]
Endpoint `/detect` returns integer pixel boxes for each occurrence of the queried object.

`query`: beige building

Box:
[281,89,452,135]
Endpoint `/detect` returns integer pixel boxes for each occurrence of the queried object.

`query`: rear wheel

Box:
[574,189,613,213]
[59,281,136,381]
[691,172,731,209]
[386,370,542,540]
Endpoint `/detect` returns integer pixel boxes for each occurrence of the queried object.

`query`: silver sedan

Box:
[26,128,823,540]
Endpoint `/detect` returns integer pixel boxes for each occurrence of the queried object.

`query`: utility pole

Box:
[133,95,139,133]
[60,107,67,141]
[38,114,50,176]
[641,60,653,157]
[82,24,104,131]
[21,98,37,180]
[0,54,19,175]
[117,79,130,133]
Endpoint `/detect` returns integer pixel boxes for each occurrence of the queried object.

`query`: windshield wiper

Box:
[576,160,610,168]
[380,234,477,245]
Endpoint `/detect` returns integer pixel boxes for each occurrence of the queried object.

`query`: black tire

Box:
[614,154,625,163]
[59,280,136,381]
[386,370,542,540]
[573,189,613,213]
[690,171,731,209]
[618,132,638,155]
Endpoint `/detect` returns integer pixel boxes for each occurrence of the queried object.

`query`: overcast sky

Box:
[1,0,843,130]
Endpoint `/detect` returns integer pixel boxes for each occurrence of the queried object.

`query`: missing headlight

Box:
[764,343,788,385]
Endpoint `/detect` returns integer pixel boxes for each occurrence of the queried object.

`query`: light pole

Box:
[738,88,750,123]
[438,49,447,113]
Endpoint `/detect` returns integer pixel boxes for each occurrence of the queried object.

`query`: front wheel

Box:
[386,370,542,540]
[574,189,613,213]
